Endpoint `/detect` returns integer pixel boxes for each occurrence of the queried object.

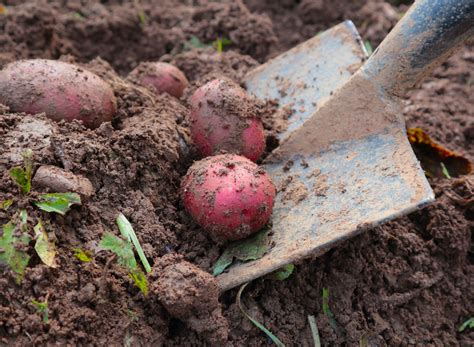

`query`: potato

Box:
[128,62,188,98]
[189,79,265,162]
[0,59,117,129]
[181,154,276,242]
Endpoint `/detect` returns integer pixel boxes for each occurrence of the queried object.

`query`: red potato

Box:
[181,154,276,242]
[128,62,188,98]
[190,79,265,162]
[0,59,116,129]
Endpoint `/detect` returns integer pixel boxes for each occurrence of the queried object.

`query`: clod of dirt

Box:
[0,114,56,170]
[152,258,229,344]
[33,165,94,199]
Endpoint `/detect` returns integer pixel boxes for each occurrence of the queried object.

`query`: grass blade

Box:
[322,288,339,333]
[308,315,321,347]
[116,213,151,273]
[237,282,285,347]
[459,317,474,332]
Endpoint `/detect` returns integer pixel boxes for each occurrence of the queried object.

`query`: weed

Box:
[99,215,152,296]
[31,298,49,323]
[213,37,232,53]
[72,248,93,262]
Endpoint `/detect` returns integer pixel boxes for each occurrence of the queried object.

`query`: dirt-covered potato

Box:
[189,78,265,162]
[128,62,189,98]
[0,59,117,129]
[181,154,276,242]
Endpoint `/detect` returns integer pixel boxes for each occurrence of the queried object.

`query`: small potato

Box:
[190,79,265,162]
[181,154,276,242]
[0,59,117,129]
[128,62,188,98]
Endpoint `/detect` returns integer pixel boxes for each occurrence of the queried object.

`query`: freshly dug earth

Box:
[0,0,473,346]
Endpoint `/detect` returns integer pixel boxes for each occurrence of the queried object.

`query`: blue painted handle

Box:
[362,0,474,96]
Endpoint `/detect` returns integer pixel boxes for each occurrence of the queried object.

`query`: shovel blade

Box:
[217,23,434,292]
[245,20,367,142]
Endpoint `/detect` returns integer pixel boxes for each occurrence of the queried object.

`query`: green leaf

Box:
[213,229,270,276]
[308,315,321,347]
[237,283,285,347]
[9,150,33,194]
[99,233,137,270]
[31,299,49,323]
[116,213,151,273]
[1,199,13,211]
[72,248,93,262]
[0,221,31,283]
[34,221,58,268]
[459,317,474,332]
[19,209,28,232]
[322,288,339,333]
[184,36,210,50]
[129,269,148,296]
[34,192,81,215]
[269,264,295,281]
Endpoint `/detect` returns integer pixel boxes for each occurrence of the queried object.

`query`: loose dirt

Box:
[0,0,472,345]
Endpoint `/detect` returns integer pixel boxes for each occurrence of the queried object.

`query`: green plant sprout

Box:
[459,317,474,332]
[213,38,232,53]
[72,248,93,262]
[99,214,152,296]
[440,162,451,179]
[31,298,49,323]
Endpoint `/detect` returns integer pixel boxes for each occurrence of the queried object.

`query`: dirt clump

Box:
[151,256,229,344]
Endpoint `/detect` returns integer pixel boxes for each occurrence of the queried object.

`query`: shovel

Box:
[217,0,474,291]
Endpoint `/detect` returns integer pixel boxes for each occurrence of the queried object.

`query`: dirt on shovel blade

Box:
[0,0,473,345]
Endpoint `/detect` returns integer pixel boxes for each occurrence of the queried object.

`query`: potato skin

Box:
[190,79,265,162]
[128,62,188,98]
[181,154,276,242]
[0,59,116,129]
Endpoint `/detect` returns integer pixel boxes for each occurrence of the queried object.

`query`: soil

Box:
[0,0,473,346]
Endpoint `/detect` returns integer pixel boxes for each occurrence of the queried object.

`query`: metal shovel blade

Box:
[216,22,435,291]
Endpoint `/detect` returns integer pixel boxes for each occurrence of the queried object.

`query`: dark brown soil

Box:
[0,0,473,346]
